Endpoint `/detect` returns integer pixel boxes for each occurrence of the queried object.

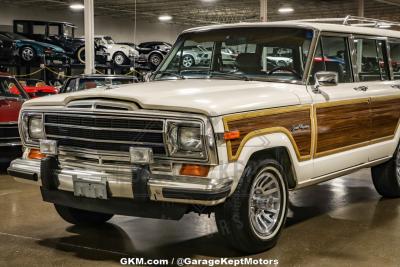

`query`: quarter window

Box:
[389,41,400,80]
[354,38,389,81]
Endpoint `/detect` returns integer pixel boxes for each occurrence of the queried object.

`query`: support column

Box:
[84,0,95,74]
[260,0,268,22]
[358,0,364,17]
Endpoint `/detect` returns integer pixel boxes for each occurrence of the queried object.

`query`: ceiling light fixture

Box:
[278,7,294,13]
[158,15,172,21]
[69,3,84,10]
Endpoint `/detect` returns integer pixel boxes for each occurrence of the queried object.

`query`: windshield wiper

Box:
[208,71,251,81]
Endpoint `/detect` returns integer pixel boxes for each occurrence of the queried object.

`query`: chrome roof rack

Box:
[292,16,400,29]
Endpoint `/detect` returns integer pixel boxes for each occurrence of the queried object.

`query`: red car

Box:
[0,76,29,167]
[9,79,58,98]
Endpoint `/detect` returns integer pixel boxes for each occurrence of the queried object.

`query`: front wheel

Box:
[113,52,128,66]
[54,204,113,225]
[20,46,36,62]
[372,145,400,197]
[215,159,288,253]
[149,53,163,67]
[182,55,195,68]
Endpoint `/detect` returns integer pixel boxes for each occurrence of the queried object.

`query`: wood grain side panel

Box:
[370,97,400,140]
[315,100,370,156]
[224,106,312,161]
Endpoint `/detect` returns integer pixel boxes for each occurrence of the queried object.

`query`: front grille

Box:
[44,113,166,155]
[0,123,19,140]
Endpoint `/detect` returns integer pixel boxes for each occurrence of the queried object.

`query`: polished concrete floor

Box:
[0,168,399,267]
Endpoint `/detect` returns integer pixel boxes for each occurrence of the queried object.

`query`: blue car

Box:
[0,31,68,64]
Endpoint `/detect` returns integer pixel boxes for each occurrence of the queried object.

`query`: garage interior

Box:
[1,0,400,266]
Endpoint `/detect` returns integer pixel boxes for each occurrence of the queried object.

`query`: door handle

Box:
[354,86,368,91]
[391,84,400,89]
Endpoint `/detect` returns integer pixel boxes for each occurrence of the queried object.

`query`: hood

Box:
[22,79,303,116]
[18,40,65,53]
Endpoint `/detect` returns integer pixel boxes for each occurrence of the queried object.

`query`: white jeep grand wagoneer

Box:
[8,16,400,253]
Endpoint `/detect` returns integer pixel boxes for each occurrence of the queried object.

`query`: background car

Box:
[0,33,16,62]
[135,41,171,68]
[0,31,67,63]
[60,74,138,93]
[0,75,29,168]
[17,78,58,97]
[13,20,107,64]
[95,36,138,66]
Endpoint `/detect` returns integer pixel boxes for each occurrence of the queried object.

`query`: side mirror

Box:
[314,71,338,88]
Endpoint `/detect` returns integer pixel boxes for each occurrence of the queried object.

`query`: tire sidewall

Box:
[217,159,288,251]
[77,47,85,64]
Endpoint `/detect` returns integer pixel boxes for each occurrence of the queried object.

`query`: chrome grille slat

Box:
[44,113,167,155]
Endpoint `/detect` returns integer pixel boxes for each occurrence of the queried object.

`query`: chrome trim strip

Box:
[46,134,165,147]
[44,123,163,133]
[0,142,21,147]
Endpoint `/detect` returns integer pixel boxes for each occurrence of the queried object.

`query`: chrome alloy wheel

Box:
[22,47,34,61]
[248,166,286,240]
[114,54,125,65]
[182,55,194,68]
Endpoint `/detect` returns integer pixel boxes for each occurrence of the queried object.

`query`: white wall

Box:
[0,4,191,44]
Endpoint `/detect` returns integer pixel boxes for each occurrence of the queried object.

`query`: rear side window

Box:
[354,38,389,81]
[389,41,400,80]
[15,22,28,34]
[33,24,46,35]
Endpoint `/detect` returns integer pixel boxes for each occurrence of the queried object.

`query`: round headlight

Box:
[178,127,202,152]
[28,116,44,139]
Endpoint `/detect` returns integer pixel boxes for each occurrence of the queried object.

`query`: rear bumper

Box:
[8,157,232,206]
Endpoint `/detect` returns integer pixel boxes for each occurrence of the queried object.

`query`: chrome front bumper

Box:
[8,158,232,206]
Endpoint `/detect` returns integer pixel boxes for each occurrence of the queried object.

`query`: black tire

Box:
[182,55,195,68]
[20,46,36,62]
[371,145,400,197]
[149,53,163,67]
[76,46,85,64]
[54,204,113,225]
[215,159,288,253]
[113,52,128,66]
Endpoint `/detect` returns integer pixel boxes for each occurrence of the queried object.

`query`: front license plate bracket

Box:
[73,175,108,200]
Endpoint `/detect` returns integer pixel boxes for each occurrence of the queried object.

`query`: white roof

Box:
[183,21,400,39]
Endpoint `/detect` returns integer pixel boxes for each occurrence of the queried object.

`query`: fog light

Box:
[130,147,153,164]
[40,139,58,155]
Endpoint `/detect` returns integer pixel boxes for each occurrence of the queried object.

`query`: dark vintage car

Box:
[119,41,171,69]
[60,74,138,94]
[0,76,29,167]
[0,32,67,63]
[13,20,107,64]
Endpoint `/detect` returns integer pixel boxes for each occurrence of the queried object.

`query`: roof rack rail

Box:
[292,15,400,29]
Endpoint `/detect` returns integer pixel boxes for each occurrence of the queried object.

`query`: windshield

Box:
[63,25,74,38]
[154,27,313,82]
[1,32,27,40]
[0,77,28,99]
[104,36,115,45]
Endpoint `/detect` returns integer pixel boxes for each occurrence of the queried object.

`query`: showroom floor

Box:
[0,168,399,267]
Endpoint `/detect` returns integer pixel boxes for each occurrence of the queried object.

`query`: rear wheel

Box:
[215,159,288,253]
[54,204,113,225]
[76,46,85,64]
[372,145,400,197]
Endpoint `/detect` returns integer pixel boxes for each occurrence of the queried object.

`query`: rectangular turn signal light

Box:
[224,130,240,140]
[28,148,46,160]
[180,164,210,177]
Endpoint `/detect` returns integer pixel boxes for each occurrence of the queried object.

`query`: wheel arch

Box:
[247,147,297,189]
